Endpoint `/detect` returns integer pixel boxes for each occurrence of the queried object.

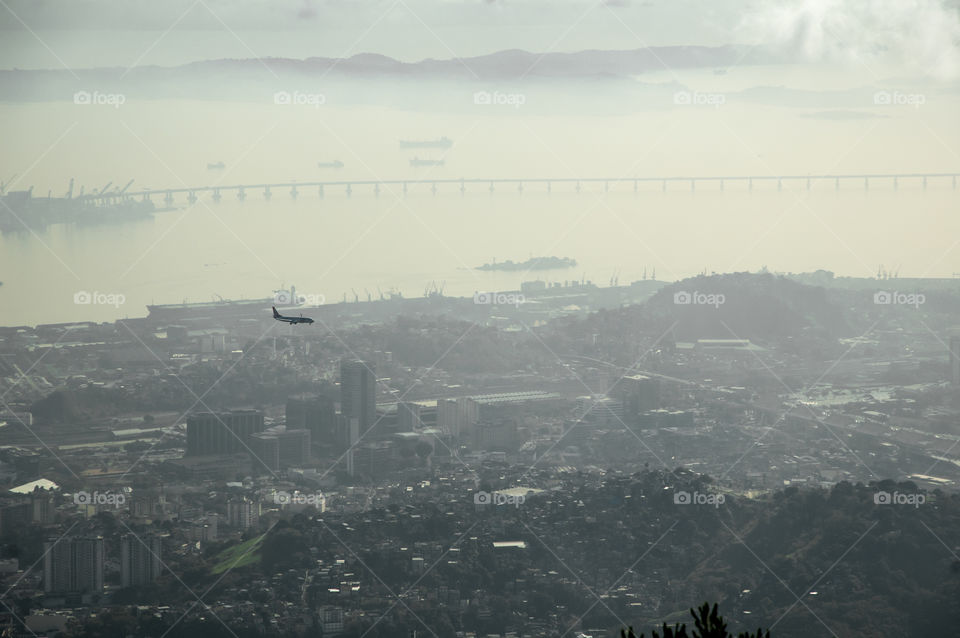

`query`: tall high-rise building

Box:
[249,426,311,472]
[120,534,162,588]
[340,359,377,434]
[611,374,661,421]
[351,441,395,478]
[397,402,424,431]
[227,498,260,529]
[342,417,360,475]
[286,394,337,446]
[950,334,960,386]
[437,397,478,441]
[473,419,519,451]
[186,410,265,456]
[43,537,104,594]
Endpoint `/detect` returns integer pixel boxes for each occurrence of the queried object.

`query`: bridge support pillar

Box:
[318,184,324,198]
[604,181,609,193]
[264,187,272,200]
[748,178,753,192]
[291,186,298,199]
[237,188,246,200]
[374,183,380,197]
[661,180,666,192]
[923,176,928,189]
[777,178,782,191]
[431,183,437,195]
[953,176,957,189]
[460,179,465,196]
[187,191,197,204]
[864,178,868,191]
[806,178,811,190]
[346,184,352,197]
[576,181,582,193]
[518,182,523,194]
[488,181,493,194]
[547,182,552,194]
[690,179,695,192]
[835,178,840,190]
[164,191,174,205]
[720,179,724,192]
[403,182,408,195]
[212,189,221,202]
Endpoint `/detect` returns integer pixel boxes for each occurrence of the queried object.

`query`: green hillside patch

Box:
[210,533,266,575]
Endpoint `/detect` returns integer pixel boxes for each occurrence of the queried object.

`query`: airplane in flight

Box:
[272,306,314,325]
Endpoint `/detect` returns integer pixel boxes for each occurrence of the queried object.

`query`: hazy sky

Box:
[1,0,959,78]
[2,0,960,325]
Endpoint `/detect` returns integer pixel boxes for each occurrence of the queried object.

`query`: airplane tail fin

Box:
[272,306,280,318]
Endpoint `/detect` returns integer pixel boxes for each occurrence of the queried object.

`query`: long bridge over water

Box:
[85,172,960,205]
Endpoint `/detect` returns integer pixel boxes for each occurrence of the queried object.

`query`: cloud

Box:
[740,0,960,80]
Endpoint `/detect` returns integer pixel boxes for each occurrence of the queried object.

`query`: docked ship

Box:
[0,186,155,233]
[207,161,226,170]
[147,296,276,322]
[399,137,452,149]
[147,287,302,322]
[410,157,445,167]
[317,160,344,169]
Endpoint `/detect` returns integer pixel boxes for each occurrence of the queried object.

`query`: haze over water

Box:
[2,1,959,327]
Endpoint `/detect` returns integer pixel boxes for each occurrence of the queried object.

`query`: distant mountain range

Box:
[202,45,772,79]
[0,45,778,97]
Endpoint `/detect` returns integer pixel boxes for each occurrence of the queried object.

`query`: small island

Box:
[475,256,577,271]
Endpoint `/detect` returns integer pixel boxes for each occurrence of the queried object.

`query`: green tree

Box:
[622,603,770,638]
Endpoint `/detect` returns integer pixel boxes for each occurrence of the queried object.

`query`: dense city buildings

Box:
[2,273,960,638]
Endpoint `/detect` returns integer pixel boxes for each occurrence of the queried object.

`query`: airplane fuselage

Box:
[272,306,314,325]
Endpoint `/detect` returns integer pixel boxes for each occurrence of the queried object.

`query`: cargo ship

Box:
[399,137,452,149]
[410,158,445,167]
[476,256,577,271]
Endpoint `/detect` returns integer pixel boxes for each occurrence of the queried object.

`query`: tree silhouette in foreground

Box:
[621,603,771,638]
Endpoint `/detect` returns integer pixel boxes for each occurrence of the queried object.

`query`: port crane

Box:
[0,173,17,195]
